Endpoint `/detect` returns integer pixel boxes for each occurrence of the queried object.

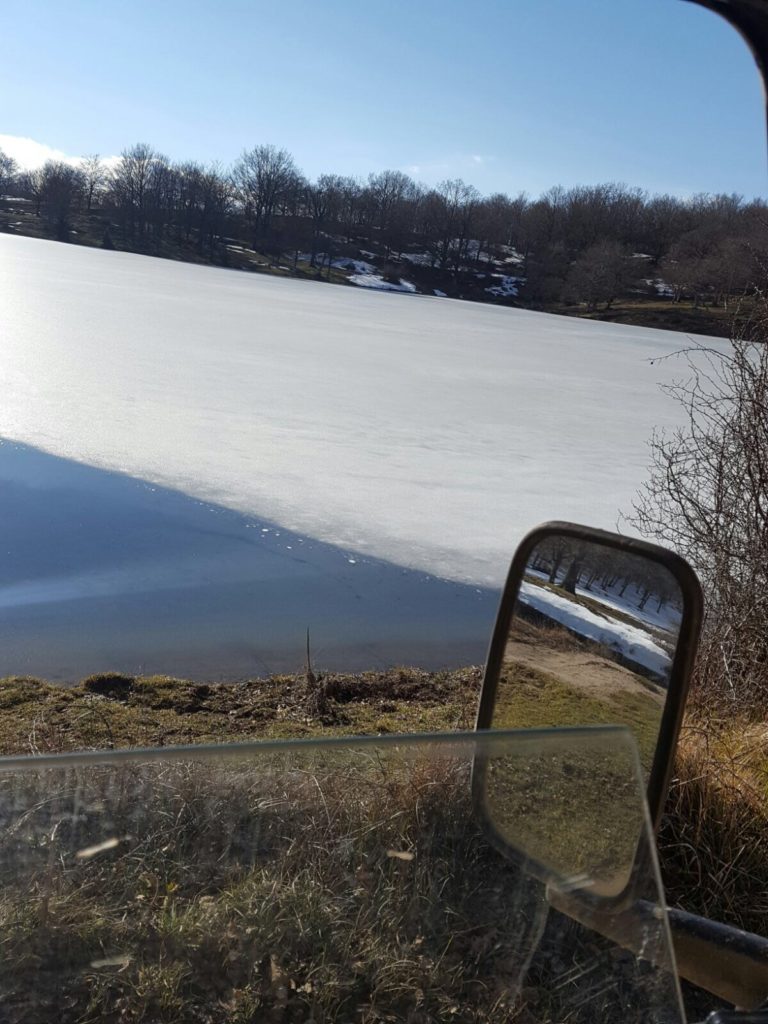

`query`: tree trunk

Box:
[548,553,563,584]
[561,558,582,594]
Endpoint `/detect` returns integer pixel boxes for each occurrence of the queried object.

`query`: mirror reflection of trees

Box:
[493,536,683,776]
[528,540,682,620]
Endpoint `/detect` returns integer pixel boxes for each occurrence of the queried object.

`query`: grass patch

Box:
[492,660,662,772]
[0,665,758,1020]
[552,298,734,338]
[660,712,768,936]
[0,737,663,1023]
[0,668,482,756]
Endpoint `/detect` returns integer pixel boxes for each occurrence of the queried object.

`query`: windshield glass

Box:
[0,728,682,1023]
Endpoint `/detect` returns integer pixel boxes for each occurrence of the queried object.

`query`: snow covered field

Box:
[0,235,721,679]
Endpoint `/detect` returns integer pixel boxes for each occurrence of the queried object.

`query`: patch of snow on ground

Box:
[349,274,417,293]
[643,278,675,298]
[576,580,681,632]
[401,251,434,266]
[527,566,681,633]
[485,275,521,298]
[434,289,447,297]
[519,581,671,677]
[498,244,523,262]
[299,254,377,275]
[333,257,376,275]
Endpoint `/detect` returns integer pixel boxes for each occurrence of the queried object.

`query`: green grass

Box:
[484,739,643,897]
[491,661,662,771]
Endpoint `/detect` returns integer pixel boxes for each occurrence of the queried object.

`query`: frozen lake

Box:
[0,234,714,680]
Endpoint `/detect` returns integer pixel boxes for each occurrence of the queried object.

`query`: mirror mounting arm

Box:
[666,905,768,1012]
[703,1012,768,1024]
[549,886,768,1010]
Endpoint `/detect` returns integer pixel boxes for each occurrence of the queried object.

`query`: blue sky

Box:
[1,0,766,199]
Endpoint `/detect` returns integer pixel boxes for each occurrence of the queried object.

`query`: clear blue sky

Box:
[2,0,766,199]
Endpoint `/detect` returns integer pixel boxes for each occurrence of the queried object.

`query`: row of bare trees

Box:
[2,142,767,308]
[529,537,680,614]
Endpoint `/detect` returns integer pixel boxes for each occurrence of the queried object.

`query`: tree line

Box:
[1,142,766,309]
[529,536,680,614]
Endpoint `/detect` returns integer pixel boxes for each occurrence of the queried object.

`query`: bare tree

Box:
[519,242,569,307]
[474,192,525,264]
[662,228,722,306]
[38,161,85,239]
[232,144,299,245]
[81,154,107,211]
[628,319,768,707]
[423,179,480,273]
[565,240,634,311]
[16,168,45,216]
[365,170,418,257]
[110,143,164,239]
[336,176,362,243]
[306,174,343,264]
[0,148,18,197]
[199,163,232,257]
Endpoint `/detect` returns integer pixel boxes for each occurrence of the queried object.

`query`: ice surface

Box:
[0,233,722,594]
[0,441,496,680]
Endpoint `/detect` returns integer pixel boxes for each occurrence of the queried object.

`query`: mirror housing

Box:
[476,522,703,830]
[686,0,768,147]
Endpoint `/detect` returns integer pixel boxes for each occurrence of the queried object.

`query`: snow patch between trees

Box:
[519,581,671,677]
[349,274,417,293]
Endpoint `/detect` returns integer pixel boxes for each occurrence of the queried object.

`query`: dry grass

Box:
[3,667,762,935]
[660,711,768,935]
[0,668,482,756]
[0,664,763,1018]
[0,741,671,1024]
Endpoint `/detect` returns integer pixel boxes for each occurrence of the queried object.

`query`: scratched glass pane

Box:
[0,729,682,1023]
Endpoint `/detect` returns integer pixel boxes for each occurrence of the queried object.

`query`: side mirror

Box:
[473,522,702,895]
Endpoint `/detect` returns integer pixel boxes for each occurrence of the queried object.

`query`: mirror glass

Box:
[480,726,644,897]
[489,534,683,777]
